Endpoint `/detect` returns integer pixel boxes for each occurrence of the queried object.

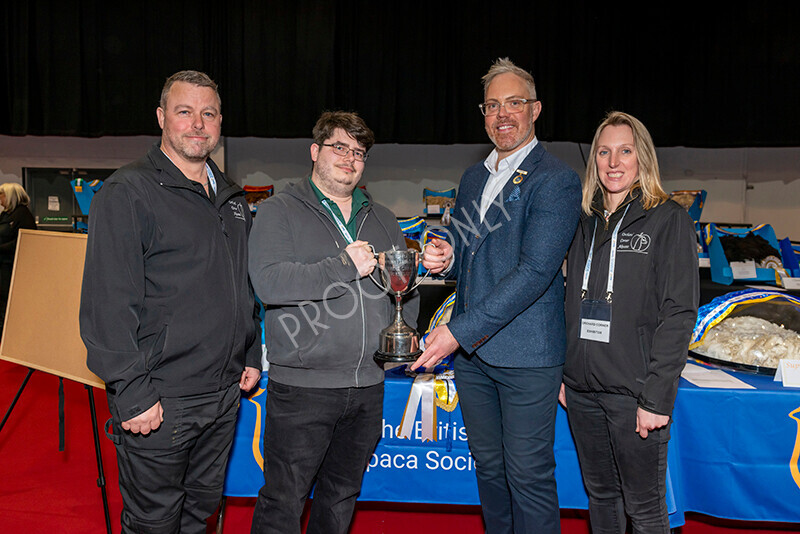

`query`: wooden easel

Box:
[0,230,112,534]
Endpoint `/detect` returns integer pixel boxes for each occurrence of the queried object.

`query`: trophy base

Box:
[375,321,421,364]
[374,349,422,364]
[375,298,421,364]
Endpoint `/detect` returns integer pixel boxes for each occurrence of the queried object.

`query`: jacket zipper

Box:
[579,205,646,387]
[161,180,244,386]
[353,210,372,387]
[216,187,245,384]
[299,190,373,387]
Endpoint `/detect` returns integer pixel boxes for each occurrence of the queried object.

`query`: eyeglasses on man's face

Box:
[478,98,535,117]
[320,143,369,162]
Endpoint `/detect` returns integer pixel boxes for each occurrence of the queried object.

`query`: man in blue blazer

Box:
[415,58,581,533]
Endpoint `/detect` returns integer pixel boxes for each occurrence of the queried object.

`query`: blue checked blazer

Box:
[445,143,581,367]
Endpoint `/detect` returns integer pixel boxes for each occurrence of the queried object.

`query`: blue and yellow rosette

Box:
[417,227,449,275]
[422,227,448,246]
[398,216,426,243]
[703,223,771,248]
[427,291,455,334]
[689,288,800,350]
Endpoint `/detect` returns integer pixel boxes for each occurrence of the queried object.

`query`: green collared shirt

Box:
[309,177,369,241]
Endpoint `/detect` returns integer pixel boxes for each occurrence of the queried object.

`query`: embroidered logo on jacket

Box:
[229,201,247,221]
[617,232,651,254]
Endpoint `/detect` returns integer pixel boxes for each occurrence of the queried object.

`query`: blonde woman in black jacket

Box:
[560,112,699,534]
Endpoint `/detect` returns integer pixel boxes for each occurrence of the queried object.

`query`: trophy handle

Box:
[407,242,434,292]
[365,244,387,292]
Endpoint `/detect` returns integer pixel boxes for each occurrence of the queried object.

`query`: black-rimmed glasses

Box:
[320,143,369,162]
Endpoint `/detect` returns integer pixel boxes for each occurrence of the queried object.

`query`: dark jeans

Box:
[455,354,562,534]
[250,380,384,534]
[564,386,671,534]
[107,382,240,534]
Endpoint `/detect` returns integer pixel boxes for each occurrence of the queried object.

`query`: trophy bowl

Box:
[372,248,428,363]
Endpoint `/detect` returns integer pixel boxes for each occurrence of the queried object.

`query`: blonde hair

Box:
[0,183,31,212]
[582,111,668,214]
[482,57,537,101]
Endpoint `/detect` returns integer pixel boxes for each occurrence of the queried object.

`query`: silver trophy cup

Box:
[371,247,431,363]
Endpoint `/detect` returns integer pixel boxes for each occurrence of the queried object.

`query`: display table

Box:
[224,363,800,528]
[671,368,800,523]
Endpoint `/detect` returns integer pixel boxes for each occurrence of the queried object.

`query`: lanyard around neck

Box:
[204,163,217,194]
[581,204,630,302]
[321,199,355,244]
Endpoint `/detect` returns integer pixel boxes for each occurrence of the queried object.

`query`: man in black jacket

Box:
[80,70,261,534]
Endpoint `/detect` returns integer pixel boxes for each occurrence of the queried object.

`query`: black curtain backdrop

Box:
[2,2,799,147]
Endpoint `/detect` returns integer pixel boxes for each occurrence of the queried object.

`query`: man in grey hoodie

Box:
[248,111,419,534]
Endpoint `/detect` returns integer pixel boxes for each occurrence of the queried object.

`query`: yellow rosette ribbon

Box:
[398,370,458,442]
[790,406,800,490]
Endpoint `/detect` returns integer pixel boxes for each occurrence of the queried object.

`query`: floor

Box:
[1,360,798,533]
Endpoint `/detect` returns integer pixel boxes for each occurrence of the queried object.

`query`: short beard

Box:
[487,109,535,153]
[313,168,359,198]
[165,133,217,163]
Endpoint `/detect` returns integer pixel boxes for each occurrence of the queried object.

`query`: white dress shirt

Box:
[478,137,538,222]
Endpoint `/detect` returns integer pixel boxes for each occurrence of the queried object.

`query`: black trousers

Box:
[107,383,240,534]
[250,380,383,534]
[564,386,671,534]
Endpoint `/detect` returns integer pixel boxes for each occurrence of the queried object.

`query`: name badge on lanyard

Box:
[580,299,612,343]
[578,204,629,344]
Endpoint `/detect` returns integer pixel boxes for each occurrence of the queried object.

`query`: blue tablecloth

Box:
[223,363,800,527]
[670,368,800,523]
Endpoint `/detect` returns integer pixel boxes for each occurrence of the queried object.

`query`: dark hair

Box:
[159,70,220,110]
[312,111,374,152]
